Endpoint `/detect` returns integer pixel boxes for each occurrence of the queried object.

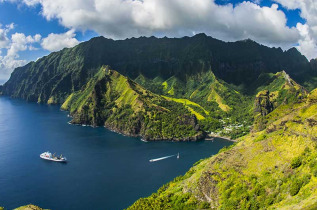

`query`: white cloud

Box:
[0,23,14,48]
[41,29,80,52]
[15,0,300,49]
[0,22,79,82]
[296,23,317,60]
[0,24,42,81]
[274,0,317,59]
[7,32,41,57]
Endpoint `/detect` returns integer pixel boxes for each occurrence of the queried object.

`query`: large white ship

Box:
[40,151,67,162]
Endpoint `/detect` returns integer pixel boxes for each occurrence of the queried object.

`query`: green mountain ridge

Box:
[2,34,316,105]
[61,66,205,141]
[128,88,317,210]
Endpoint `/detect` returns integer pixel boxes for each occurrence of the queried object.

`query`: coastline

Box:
[66,112,206,142]
[205,135,237,142]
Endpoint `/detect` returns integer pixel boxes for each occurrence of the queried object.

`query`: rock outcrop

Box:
[254,90,274,116]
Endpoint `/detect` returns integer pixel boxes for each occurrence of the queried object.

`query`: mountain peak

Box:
[193,33,207,37]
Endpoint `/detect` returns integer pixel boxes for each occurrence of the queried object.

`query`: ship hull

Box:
[40,154,67,162]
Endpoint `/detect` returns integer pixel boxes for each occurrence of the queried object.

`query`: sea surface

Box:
[0,96,232,210]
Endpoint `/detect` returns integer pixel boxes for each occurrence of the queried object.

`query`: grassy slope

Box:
[128,88,317,210]
[136,70,235,113]
[162,96,209,120]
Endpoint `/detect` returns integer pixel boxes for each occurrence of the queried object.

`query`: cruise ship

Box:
[40,151,67,162]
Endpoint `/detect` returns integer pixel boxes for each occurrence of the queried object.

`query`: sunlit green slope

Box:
[61,66,204,141]
[128,88,317,209]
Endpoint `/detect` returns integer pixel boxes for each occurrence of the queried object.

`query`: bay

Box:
[0,96,232,210]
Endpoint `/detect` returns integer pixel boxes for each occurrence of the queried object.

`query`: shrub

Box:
[198,201,210,209]
[302,174,312,186]
[290,179,303,196]
[291,157,302,169]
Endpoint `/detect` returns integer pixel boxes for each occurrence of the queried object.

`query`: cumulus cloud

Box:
[0,24,41,81]
[0,22,80,81]
[41,29,79,52]
[296,23,317,60]
[14,0,299,49]
[0,23,14,48]
[274,0,317,59]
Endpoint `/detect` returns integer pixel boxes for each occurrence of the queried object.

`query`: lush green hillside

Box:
[59,63,305,140]
[128,88,317,209]
[62,66,205,140]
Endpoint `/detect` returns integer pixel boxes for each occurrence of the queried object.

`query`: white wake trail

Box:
[149,154,176,162]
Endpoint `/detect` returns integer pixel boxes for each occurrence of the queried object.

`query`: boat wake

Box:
[149,153,179,162]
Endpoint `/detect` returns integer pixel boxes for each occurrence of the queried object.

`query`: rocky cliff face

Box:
[254,90,274,116]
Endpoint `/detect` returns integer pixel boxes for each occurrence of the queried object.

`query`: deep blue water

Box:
[0,96,232,210]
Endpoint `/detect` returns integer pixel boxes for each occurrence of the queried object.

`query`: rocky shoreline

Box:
[105,123,207,142]
[67,114,207,142]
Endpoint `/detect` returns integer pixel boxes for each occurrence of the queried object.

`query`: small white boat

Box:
[177,153,180,159]
[40,151,67,162]
[140,138,148,142]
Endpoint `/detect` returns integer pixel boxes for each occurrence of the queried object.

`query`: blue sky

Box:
[0,0,316,83]
[0,2,97,61]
